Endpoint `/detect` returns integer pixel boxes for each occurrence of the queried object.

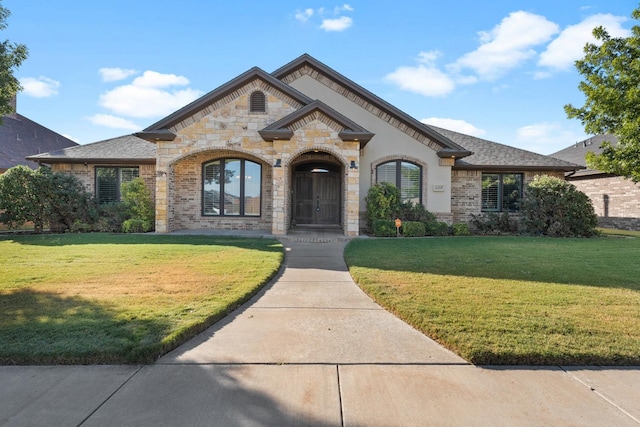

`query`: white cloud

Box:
[335,4,353,13]
[385,51,455,97]
[538,14,630,71]
[88,114,141,131]
[421,117,486,136]
[452,11,559,80]
[99,67,137,82]
[295,8,314,22]
[98,71,203,118]
[19,76,60,98]
[320,16,353,31]
[515,122,587,154]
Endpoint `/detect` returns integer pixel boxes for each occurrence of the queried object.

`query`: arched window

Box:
[249,91,266,113]
[203,159,261,216]
[376,160,422,203]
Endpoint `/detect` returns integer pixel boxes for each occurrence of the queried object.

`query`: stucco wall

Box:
[569,174,640,230]
[283,73,453,219]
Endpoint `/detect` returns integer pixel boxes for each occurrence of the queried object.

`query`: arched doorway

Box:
[292,160,342,226]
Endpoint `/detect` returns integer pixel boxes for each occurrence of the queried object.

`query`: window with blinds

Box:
[376,160,422,203]
[249,91,266,113]
[95,167,139,204]
[481,173,522,212]
[203,159,261,216]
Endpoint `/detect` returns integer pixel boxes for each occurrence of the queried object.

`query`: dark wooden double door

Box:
[293,170,341,225]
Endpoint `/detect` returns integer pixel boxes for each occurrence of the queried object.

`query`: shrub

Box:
[426,221,449,236]
[373,219,397,237]
[519,175,598,237]
[365,183,401,229]
[122,218,147,233]
[470,212,518,234]
[121,178,155,232]
[452,223,470,236]
[96,202,129,232]
[402,221,426,237]
[399,201,436,223]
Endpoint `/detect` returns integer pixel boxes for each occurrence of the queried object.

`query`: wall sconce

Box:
[350,160,358,169]
[273,158,282,167]
[156,171,167,177]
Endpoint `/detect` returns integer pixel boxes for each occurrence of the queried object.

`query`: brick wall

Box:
[569,174,640,230]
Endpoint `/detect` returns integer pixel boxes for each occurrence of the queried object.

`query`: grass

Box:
[345,236,640,365]
[0,233,283,364]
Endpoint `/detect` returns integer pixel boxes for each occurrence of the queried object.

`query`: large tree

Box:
[565,6,640,182]
[0,2,27,117]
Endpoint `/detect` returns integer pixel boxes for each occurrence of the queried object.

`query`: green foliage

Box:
[365,182,401,228]
[0,4,28,118]
[95,202,129,232]
[452,223,470,236]
[564,6,640,182]
[373,219,397,237]
[519,175,599,237]
[398,200,436,223]
[470,212,518,234]
[402,221,426,237]
[120,178,154,232]
[122,218,147,233]
[426,221,449,236]
[0,166,96,233]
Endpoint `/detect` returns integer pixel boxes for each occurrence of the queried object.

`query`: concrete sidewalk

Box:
[2,237,640,426]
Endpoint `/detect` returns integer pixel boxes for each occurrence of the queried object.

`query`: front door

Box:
[293,168,341,225]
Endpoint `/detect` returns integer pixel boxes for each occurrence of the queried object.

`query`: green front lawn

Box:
[0,233,283,364]
[345,236,640,365]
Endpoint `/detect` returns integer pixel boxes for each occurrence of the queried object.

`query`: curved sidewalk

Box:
[2,238,640,426]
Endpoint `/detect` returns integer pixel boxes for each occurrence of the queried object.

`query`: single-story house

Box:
[552,135,640,231]
[1,97,77,174]
[27,54,581,236]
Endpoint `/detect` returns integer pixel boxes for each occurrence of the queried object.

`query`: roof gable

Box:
[0,113,77,171]
[272,54,471,158]
[139,67,314,140]
[551,134,618,177]
[258,100,374,147]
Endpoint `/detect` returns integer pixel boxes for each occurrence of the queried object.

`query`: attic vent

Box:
[249,91,266,113]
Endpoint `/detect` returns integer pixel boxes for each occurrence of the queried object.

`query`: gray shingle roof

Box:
[0,113,77,171]
[550,134,618,177]
[26,134,156,164]
[428,125,583,171]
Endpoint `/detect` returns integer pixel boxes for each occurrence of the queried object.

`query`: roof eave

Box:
[26,157,156,165]
[258,129,294,142]
[453,164,585,172]
[134,130,177,142]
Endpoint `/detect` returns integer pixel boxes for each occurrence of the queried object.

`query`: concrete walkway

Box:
[2,237,640,426]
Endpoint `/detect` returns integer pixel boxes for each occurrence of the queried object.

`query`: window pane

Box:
[224,159,241,216]
[482,174,499,211]
[203,161,221,215]
[96,168,117,204]
[120,167,139,183]
[243,161,261,216]
[502,174,522,211]
[377,162,396,185]
[400,162,420,204]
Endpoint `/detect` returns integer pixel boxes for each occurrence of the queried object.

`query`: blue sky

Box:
[4,0,637,154]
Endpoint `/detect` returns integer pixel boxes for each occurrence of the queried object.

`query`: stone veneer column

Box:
[155,172,168,233]
[271,140,288,235]
[345,150,360,237]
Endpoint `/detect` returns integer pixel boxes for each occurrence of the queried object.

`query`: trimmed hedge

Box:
[373,219,397,237]
[402,221,426,237]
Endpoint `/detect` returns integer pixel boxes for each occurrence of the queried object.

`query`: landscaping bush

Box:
[96,202,129,232]
[373,219,397,237]
[470,212,518,234]
[402,221,426,237]
[121,178,155,232]
[426,221,449,236]
[399,201,436,223]
[519,175,598,237]
[452,223,470,236]
[365,182,401,229]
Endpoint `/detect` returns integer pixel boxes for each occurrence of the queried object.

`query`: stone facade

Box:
[154,81,360,236]
[569,174,640,230]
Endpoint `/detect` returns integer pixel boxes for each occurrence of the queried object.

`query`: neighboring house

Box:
[552,135,640,231]
[0,97,77,173]
[27,54,580,236]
